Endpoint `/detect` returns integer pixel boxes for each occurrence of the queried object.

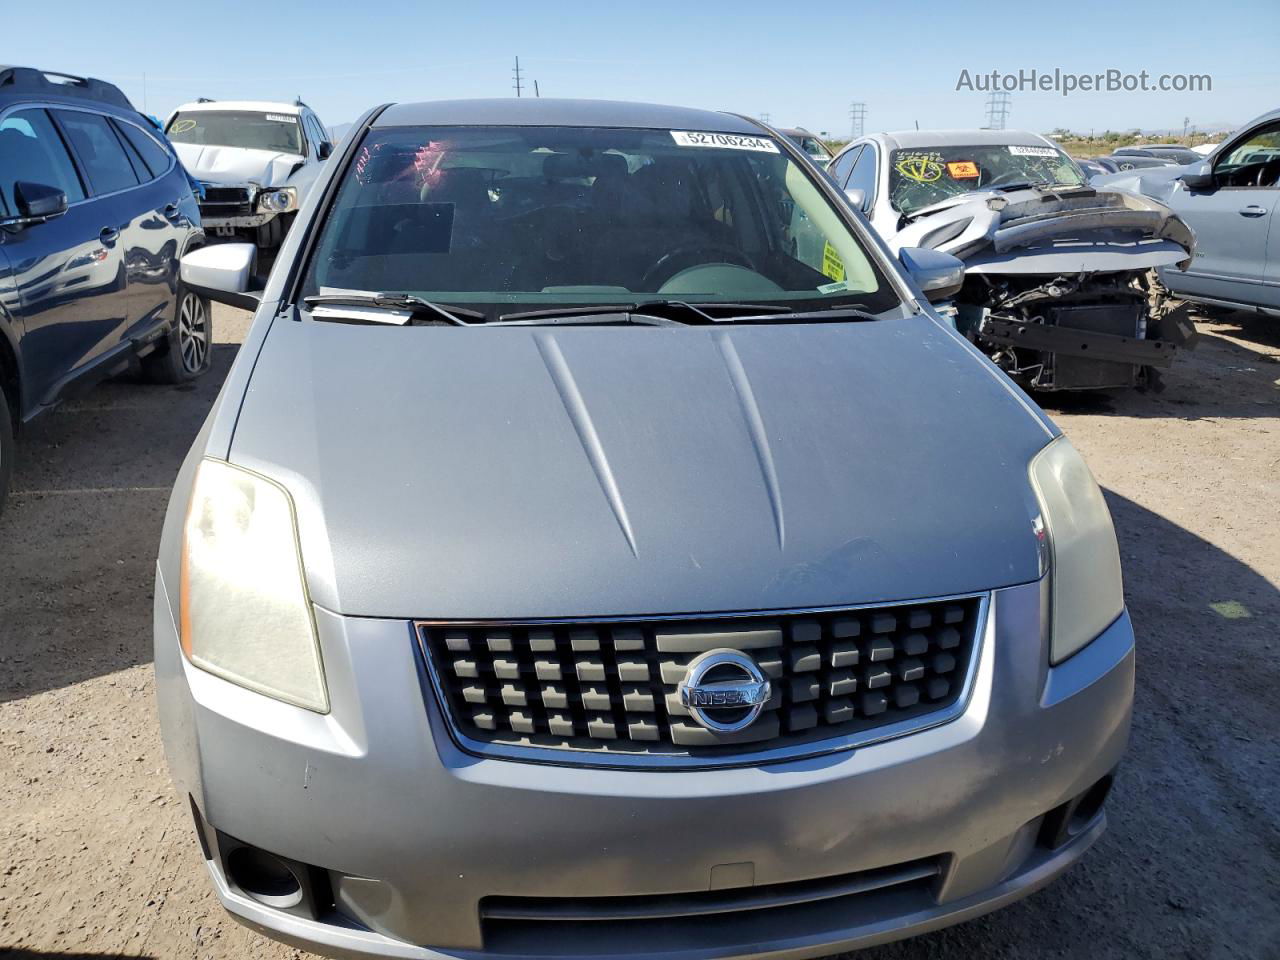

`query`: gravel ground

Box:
[1,304,1277,960]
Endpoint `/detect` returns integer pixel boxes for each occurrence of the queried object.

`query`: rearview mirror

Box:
[317,141,333,161]
[898,246,965,303]
[180,243,261,310]
[0,181,68,228]
[844,187,867,211]
[1180,161,1215,190]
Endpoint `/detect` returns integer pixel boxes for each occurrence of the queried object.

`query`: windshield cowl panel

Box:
[301,124,900,321]
[889,143,1087,217]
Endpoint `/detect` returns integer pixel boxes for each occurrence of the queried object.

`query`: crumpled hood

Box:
[172,142,302,187]
[891,184,1195,274]
[228,314,1054,619]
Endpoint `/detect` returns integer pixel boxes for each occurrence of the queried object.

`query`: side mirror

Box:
[898,246,965,303]
[0,181,68,228]
[180,243,261,310]
[844,187,867,211]
[1180,161,1215,190]
[317,141,333,161]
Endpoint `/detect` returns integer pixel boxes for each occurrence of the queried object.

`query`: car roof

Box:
[875,129,1055,150]
[0,65,134,112]
[373,98,762,134]
[173,100,304,114]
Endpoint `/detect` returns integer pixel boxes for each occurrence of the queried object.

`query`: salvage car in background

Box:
[156,97,1134,960]
[0,66,210,513]
[165,99,331,255]
[779,126,833,168]
[1096,108,1280,317]
[829,129,1196,391]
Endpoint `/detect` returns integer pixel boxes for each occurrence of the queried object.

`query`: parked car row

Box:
[1094,108,1280,317]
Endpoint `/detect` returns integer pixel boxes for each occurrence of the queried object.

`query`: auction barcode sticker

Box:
[265,114,297,123]
[1007,145,1059,157]
[671,131,779,153]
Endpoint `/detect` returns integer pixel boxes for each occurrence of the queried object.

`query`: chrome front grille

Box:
[417,596,983,767]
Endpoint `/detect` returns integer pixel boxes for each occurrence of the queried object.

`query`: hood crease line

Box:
[715,331,785,551]
[534,332,639,558]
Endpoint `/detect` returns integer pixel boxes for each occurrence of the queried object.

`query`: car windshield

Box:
[888,143,1086,215]
[301,125,898,318]
[166,110,303,155]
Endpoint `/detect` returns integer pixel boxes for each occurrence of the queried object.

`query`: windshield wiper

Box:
[302,292,484,326]
[495,301,880,326]
[495,301,793,325]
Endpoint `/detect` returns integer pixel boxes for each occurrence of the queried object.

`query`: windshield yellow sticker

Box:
[169,118,196,133]
[821,242,846,282]
[894,152,944,183]
[670,131,779,153]
[947,161,980,179]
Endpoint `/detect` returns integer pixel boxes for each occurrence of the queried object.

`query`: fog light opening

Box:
[1039,772,1116,850]
[1068,773,1114,835]
[226,845,304,909]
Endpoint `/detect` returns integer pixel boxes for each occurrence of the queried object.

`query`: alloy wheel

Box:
[178,293,209,374]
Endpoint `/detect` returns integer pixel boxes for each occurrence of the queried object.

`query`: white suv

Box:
[164,99,331,254]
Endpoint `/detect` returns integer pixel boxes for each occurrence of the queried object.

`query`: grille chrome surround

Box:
[415,593,989,770]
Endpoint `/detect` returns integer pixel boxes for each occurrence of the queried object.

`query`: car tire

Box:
[143,286,213,384]
[0,385,14,519]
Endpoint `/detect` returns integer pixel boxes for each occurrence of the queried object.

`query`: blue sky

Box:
[8,0,1278,136]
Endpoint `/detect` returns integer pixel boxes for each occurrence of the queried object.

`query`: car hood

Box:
[889,184,1195,274]
[172,142,303,187]
[228,314,1054,619]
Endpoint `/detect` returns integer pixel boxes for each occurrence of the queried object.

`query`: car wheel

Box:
[144,286,213,384]
[0,385,14,519]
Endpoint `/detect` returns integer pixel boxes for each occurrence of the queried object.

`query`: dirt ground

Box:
[1,304,1277,960]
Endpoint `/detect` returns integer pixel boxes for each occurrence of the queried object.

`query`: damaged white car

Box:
[165,99,332,254]
[829,130,1196,391]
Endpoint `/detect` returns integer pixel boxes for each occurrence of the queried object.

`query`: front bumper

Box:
[155,578,1135,959]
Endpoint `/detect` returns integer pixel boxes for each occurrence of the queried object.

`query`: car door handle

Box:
[163,202,181,220]
[99,226,120,244]
[1239,204,1268,217]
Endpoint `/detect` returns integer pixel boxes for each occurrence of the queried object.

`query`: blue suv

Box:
[0,66,210,512]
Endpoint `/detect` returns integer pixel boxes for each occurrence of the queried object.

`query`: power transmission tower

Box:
[512,56,524,98]
[1182,116,1190,138]
[760,112,771,125]
[849,102,866,139]
[984,92,1011,130]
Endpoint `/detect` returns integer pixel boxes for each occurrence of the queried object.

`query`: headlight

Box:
[181,459,328,711]
[1029,437,1125,664]
[256,187,297,213]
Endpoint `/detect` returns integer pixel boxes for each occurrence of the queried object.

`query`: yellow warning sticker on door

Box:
[821,242,846,282]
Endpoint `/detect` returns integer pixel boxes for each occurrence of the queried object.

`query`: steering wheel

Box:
[1254,159,1280,188]
[640,243,756,291]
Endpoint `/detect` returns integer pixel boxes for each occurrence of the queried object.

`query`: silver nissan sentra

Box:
[154,98,1134,959]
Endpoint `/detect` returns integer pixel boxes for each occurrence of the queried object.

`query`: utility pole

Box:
[142,72,147,114]
[849,101,866,139]
[534,79,540,98]
[984,91,1011,130]
[1182,116,1190,138]
[512,56,524,98]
